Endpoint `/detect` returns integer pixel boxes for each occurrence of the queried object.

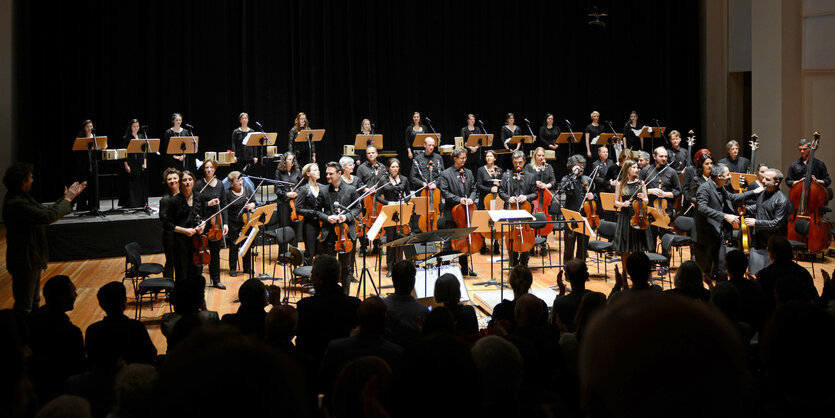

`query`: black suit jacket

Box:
[694,179,755,243]
[438,166,477,219]
[321,183,361,241]
[296,284,361,364]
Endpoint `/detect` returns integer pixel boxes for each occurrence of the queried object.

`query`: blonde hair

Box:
[590,111,600,118]
[529,147,546,169]
[301,163,318,180]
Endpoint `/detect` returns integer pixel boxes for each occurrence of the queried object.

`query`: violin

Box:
[582,181,601,230]
[788,131,831,253]
[531,164,555,235]
[649,179,671,229]
[192,215,211,267]
[333,202,354,253]
[207,204,224,243]
[287,178,305,222]
[627,180,650,230]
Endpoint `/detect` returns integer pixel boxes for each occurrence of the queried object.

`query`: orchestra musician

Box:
[785,137,831,191]
[718,140,750,175]
[636,151,651,170]
[640,147,682,257]
[459,114,484,172]
[289,112,315,165]
[162,113,193,170]
[405,112,425,160]
[476,149,503,254]
[693,164,762,281]
[591,146,617,194]
[527,147,559,219]
[159,168,181,279]
[322,162,361,294]
[438,148,478,276]
[623,111,644,151]
[745,163,769,205]
[194,160,228,290]
[584,111,605,159]
[743,168,790,274]
[231,112,259,176]
[356,146,384,256]
[121,119,146,208]
[500,113,523,158]
[224,171,257,277]
[169,170,205,283]
[295,163,329,266]
[499,151,538,267]
[409,136,443,233]
[74,119,96,210]
[612,160,652,275]
[666,130,688,173]
[376,158,411,275]
[681,149,713,211]
[275,152,301,248]
[339,156,358,189]
[559,155,595,262]
[538,114,564,180]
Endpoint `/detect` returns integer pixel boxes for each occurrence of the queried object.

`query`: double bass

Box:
[788,131,831,253]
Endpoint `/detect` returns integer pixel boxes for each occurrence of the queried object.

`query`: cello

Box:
[530,164,555,235]
[504,171,535,252]
[788,131,832,253]
[451,169,484,254]
[418,160,441,232]
[361,180,385,240]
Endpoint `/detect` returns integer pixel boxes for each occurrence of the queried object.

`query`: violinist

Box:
[376,158,411,274]
[409,136,443,233]
[275,152,301,248]
[498,151,538,267]
[355,146,384,256]
[323,162,361,294]
[159,168,181,279]
[743,168,790,274]
[224,171,257,277]
[194,160,228,289]
[296,163,329,266]
[636,151,651,170]
[438,148,478,276]
[693,164,762,281]
[527,147,559,217]
[559,155,595,262]
[718,140,750,175]
[611,160,652,275]
[666,130,688,173]
[785,138,831,189]
[459,114,484,172]
[640,147,682,256]
[169,170,205,284]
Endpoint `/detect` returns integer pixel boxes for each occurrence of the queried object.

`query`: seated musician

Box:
[376,158,411,275]
[322,162,361,294]
[438,148,478,277]
[559,155,595,262]
[498,151,538,267]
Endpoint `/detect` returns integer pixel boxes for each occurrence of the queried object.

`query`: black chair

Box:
[270,226,296,290]
[529,213,552,268]
[661,216,693,267]
[587,220,616,276]
[124,242,173,320]
[288,246,313,298]
[788,222,816,279]
[646,252,672,288]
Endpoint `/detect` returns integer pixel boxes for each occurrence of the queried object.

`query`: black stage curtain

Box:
[14,0,699,200]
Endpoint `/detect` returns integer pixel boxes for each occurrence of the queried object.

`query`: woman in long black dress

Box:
[459,114,484,172]
[224,171,257,277]
[162,113,193,170]
[623,111,644,151]
[405,112,425,161]
[121,119,146,208]
[288,112,314,165]
[584,111,605,160]
[231,112,258,175]
[499,113,522,162]
[193,160,228,289]
[159,167,180,279]
[74,119,96,210]
[275,152,302,248]
[538,113,565,180]
[612,159,652,274]
[170,170,204,283]
[376,158,411,274]
[476,149,503,254]
[295,163,329,266]
[526,147,558,217]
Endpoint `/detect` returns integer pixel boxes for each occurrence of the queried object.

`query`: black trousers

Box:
[12,268,42,313]
[693,238,727,281]
[301,220,322,265]
[174,235,204,283]
[324,235,356,295]
[228,226,253,273]
[163,231,176,279]
[563,229,589,262]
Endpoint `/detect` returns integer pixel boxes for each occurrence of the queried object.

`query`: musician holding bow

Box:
[224,171,258,278]
[409,136,443,233]
[439,148,478,277]
[499,151,539,267]
[559,155,595,262]
[322,162,361,294]
[639,147,682,257]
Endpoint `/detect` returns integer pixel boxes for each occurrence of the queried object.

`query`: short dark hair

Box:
[434,273,461,305]
[312,255,341,286]
[325,161,342,173]
[710,164,727,179]
[509,265,533,294]
[43,275,73,305]
[725,250,748,279]
[626,252,651,284]
[391,260,416,294]
[564,259,589,286]
[97,281,127,315]
[3,162,34,192]
[451,148,467,159]
[238,279,267,308]
[767,235,793,262]
[358,296,387,334]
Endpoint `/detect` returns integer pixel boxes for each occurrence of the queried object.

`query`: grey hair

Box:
[511,150,526,160]
[710,163,727,179]
[725,140,739,150]
[338,156,354,168]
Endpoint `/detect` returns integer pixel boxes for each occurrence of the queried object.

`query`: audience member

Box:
[34,395,92,418]
[296,255,361,365]
[665,260,710,301]
[109,364,157,418]
[328,356,393,418]
[558,292,607,376]
[550,259,593,331]
[383,260,429,347]
[433,273,478,336]
[160,275,219,351]
[26,275,86,404]
[420,306,455,337]
[608,252,662,302]
[471,336,524,417]
[490,264,546,332]
[220,279,280,340]
[710,281,754,346]
[0,309,37,418]
[756,236,818,318]
[85,282,156,365]
[725,250,767,334]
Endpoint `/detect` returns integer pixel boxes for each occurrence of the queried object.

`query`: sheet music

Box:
[631,128,643,136]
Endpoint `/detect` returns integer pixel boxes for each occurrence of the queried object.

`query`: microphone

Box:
[255,121,263,130]
[140,125,149,130]
[371,122,376,129]
[604,121,612,125]
[185,123,195,130]
[565,119,572,125]
[652,118,660,123]
[523,118,531,125]
[424,117,432,123]
[477,120,484,126]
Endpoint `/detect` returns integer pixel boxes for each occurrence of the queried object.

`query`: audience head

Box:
[422,306,455,337]
[471,336,523,405]
[710,282,742,321]
[514,294,544,328]
[391,260,416,295]
[266,304,299,345]
[330,356,392,418]
[42,275,77,311]
[581,292,746,417]
[96,281,127,316]
[3,162,34,193]
[673,260,704,295]
[311,255,340,288]
[434,273,462,306]
[565,258,589,288]
[35,395,91,418]
[238,278,267,309]
[724,250,748,280]
[358,296,387,335]
[112,364,158,418]
[625,252,651,286]
[574,292,607,342]
[508,265,533,297]
[171,275,206,315]
[767,235,793,263]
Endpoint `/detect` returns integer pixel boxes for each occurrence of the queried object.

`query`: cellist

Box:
[322,162,361,295]
[498,151,538,267]
[526,147,558,215]
[558,155,595,262]
[438,148,478,277]
[743,168,790,274]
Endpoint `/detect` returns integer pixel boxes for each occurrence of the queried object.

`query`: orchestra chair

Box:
[123,242,173,320]
[788,222,816,279]
[269,226,296,292]
[661,216,694,267]
[587,220,616,278]
[646,252,672,288]
[288,246,313,298]
[529,213,553,267]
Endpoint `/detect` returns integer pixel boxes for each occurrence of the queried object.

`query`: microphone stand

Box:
[653,118,670,148]
[140,127,154,215]
[186,124,198,172]
[84,128,104,217]
[565,119,577,156]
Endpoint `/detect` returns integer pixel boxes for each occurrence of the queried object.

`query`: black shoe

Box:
[462,269,477,277]
[351,276,359,283]
[479,246,487,255]
[213,281,227,290]
[229,270,238,277]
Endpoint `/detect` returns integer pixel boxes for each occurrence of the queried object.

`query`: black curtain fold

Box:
[14,0,700,200]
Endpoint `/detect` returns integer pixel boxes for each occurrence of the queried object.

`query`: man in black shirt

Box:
[559,155,595,262]
[438,148,478,276]
[322,162,361,294]
[640,147,682,257]
[410,137,443,233]
[785,137,831,190]
[591,146,616,194]
[744,168,791,274]
[718,140,750,174]
[666,130,689,173]
[499,151,538,266]
[355,146,384,255]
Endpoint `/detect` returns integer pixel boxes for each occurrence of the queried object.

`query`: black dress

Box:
[539,125,565,179]
[476,165,503,210]
[288,127,312,165]
[162,128,194,171]
[275,168,302,247]
[159,191,178,279]
[584,123,606,157]
[376,174,411,270]
[612,182,653,253]
[231,128,261,175]
[121,134,145,208]
[623,122,644,151]
[170,192,204,282]
[193,177,228,283]
[459,126,485,171]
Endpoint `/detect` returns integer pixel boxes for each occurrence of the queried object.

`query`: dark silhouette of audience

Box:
[608,252,662,302]
[160,275,220,351]
[433,273,478,336]
[549,259,594,331]
[725,250,767,334]
[383,260,429,347]
[220,279,280,340]
[665,259,711,301]
[85,282,156,366]
[756,235,819,317]
[490,264,547,332]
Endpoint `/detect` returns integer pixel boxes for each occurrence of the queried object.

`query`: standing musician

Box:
[159,168,181,279]
[640,147,682,256]
[376,158,411,275]
[288,112,315,165]
[612,160,653,275]
[194,160,228,290]
[584,111,605,159]
[460,114,484,172]
[666,130,688,173]
[591,146,617,194]
[405,112,425,160]
[322,162,361,294]
[693,164,762,281]
[499,151,538,267]
[500,113,523,158]
[527,147,559,219]
[339,156,359,189]
[744,168,790,274]
[718,140,750,175]
[356,146,384,256]
[682,149,713,212]
[476,149,503,254]
[785,137,831,190]
[438,148,478,277]
[275,152,301,248]
[74,119,96,210]
[745,163,769,205]
[162,113,193,170]
[169,170,205,284]
[295,163,329,266]
[224,171,257,277]
[559,155,595,262]
[409,136,443,233]
[231,112,259,176]
[121,119,146,208]
[623,111,644,151]
[539,114,564,180]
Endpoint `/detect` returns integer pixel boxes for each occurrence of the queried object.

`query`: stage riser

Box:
[48,218,163,261]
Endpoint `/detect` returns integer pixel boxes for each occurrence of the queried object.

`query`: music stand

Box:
[167,136,199,171]
[235,203,276,280]
[507,135,533,146]
[465,134,494,148]
[355,134,383,151]
[414,133,441,148]
[73,136,108,216]
[599,192,619,212]
[294,128,325,163]
[636,126,665,150]
[560,208,596,238]
[475,209,533,292]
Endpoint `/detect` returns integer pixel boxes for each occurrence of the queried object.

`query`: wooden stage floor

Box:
[1,225,831,355]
